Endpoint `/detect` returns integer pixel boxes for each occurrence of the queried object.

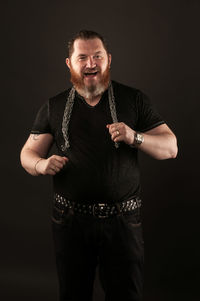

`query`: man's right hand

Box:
[35,155,68,176]
[20,133,69,176]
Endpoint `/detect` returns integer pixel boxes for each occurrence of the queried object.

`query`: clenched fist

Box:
[35,155,68,176]
[106,122,135,145]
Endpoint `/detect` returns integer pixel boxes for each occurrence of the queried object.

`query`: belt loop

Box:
[115,202,122,216]
[136,198,141,221]
[68,200,75,216]
[65,201,74,216]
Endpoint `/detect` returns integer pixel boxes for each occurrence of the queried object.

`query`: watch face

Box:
[136,133,144,144]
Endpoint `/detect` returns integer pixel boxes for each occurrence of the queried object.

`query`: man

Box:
[20,30,178,301]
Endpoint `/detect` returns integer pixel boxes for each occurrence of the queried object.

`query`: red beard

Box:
[69,64,111,97]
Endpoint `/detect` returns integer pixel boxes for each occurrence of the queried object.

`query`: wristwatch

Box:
[132,132,144,147]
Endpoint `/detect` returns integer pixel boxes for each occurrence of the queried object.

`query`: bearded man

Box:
[20,30,178,301]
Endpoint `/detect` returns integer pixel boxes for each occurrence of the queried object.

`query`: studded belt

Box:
[53,193,142,219]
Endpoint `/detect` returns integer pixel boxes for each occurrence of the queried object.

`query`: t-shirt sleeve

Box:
[135,91,165,132]
[31,102,52,134]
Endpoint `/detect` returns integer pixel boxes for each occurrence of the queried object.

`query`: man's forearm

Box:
[20,148,43,176]
[138,132,178,160]
[107,122,178,160]
[20,147,68,176]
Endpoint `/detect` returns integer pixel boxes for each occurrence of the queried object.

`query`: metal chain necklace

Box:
[61,81,119,151]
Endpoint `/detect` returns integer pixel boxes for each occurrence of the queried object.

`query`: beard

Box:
[69,63,111,100]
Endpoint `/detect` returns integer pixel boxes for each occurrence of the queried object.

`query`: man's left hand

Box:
[106,122,135,145]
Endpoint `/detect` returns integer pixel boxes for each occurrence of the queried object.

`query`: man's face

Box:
[66,38,112,99]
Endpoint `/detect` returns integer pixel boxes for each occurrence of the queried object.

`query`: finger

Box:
[53,165,61,172]
[111,130,121,141]
[55,157,69,165]
[49,158,68,170]
[50,165,60,174]
[52,162,65,172]
[47,159,62,170]
[52,155,69,164]
[106,123,119,132]
[47,168,57,176]
[53,161,65,169]
[47,156,69,174]
[110,125,121,135]
[113,134,123,142]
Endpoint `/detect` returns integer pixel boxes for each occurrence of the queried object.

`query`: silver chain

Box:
[108,82,120,148]
[61,87,75,151]
[61,82,119,151]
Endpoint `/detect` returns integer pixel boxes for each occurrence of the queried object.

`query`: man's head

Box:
[66,30,112,100]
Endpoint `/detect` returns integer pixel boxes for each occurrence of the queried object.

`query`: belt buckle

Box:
[93,203,108,218]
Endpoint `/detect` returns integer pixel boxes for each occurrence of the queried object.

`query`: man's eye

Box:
[79,57,86,61]
[94,55,102,59]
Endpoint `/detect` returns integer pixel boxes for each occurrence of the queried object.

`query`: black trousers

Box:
[52,206,144,301]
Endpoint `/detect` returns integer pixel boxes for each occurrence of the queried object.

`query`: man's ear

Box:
[108,53,112,68]
[65,58,71,69]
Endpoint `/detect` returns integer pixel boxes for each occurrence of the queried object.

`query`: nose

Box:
[86,56,96,68]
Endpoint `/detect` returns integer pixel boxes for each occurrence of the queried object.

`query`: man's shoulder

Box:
[111,80,140,98]
[47,88,72,115]
[111,80,142,106]
[49,87,71,104]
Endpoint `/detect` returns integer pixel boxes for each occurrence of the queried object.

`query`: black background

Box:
[1,0,199,300]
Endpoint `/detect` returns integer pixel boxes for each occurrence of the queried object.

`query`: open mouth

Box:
[84,71,98,78]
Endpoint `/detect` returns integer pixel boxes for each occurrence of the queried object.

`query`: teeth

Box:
[85,72,97,75]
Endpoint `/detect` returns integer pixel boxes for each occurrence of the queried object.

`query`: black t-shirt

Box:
[31,80,165,204]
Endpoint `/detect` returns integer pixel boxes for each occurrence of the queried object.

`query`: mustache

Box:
[83,68,100,73]
[69,64,110,92]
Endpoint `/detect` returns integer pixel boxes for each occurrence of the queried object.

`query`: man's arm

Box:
[20,133,68,176]
[107,123,178,160]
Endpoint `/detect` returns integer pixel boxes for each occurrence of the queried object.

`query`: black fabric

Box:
[31,80,165,203]
[31,102,51,134]
[52,207,144,301]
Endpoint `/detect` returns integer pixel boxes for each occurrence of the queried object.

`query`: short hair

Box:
[67,30,109,58]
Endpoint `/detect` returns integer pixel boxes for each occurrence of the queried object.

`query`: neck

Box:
[75,85,107,106]
[84,95,102,106]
